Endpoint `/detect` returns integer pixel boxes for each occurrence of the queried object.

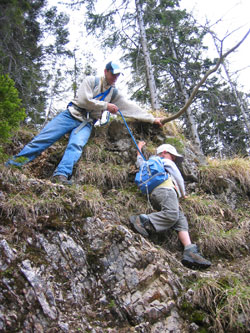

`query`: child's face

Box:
[161,152,176,161]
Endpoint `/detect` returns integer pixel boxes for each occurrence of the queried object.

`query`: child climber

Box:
[130,141,211,270]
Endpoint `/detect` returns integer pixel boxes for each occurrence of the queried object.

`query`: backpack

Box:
[135,156,168,195]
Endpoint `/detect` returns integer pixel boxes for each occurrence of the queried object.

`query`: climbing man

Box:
[6,61,164,184]
[130,141,211,270]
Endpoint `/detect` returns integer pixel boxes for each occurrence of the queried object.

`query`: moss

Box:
[108,299,116,309]
[14,156,29,164]
[190,310,206,324]
[0,146,8,162]
[0,266,15,278]
[24,245,48,266]
[181,300,193,312]
[82,184,103,200]
[180,301,209,331]
[86,248,102,267]
[109,226,126,242]
[197,328,208,333]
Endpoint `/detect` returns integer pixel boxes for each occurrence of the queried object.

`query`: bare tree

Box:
[135,0,160,110]
[161,29,250,125]
[211,32,250,152]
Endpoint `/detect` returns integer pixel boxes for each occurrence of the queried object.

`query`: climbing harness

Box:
[68,86,113,134]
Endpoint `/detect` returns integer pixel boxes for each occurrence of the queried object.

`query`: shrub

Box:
[0,74,26,142]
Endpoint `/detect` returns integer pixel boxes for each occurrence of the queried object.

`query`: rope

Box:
[118,110,146,161]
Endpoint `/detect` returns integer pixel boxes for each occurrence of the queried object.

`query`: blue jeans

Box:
[6,110,93,178]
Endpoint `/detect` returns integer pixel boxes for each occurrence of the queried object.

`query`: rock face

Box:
[0,120,249,332]
[0,178,188,332]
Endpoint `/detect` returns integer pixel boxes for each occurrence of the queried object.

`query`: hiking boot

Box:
[52,175,72,186]
[129,214,155,237]
[182,245,211,270]
[140,214,156,233]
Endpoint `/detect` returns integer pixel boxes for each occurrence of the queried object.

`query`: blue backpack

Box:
[135,156,168,195]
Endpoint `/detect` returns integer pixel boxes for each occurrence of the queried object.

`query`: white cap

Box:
[105,61,123,75]
[156,144,183,162]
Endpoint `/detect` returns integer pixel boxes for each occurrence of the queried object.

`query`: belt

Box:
[154,177,180,197]
[68,102,90,117]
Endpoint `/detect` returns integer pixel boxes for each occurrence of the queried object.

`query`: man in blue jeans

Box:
[6,61,163,184]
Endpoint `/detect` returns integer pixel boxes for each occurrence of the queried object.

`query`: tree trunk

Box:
[212,39,250,136]
[223,64,250,135]
[42,97,53,128]
[167,32,204,158]
[183,93,204,152]
[135,0,160,110]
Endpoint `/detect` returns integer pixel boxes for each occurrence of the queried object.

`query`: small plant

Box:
[108,299,116,309]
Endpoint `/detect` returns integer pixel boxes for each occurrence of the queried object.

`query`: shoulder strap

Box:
[94,76,118,102]
[111,88,118,102]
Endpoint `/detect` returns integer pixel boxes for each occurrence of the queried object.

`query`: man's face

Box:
[104,69,120,86]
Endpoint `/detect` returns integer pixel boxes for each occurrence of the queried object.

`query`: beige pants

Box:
[148,187,188,232]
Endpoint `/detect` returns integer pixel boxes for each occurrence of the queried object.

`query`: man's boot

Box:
[52,175,72,186]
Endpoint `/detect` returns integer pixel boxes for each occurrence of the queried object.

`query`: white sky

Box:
[48,0,250,95]
[179,0,250,93]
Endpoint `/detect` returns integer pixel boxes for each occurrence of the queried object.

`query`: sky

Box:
[179,0,250,93]
[48,0,250,95]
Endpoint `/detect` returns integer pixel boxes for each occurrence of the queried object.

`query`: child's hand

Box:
[138,141,146,150]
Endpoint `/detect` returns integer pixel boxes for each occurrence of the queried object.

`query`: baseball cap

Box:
[156,144,184,162]
[105,61,123,75]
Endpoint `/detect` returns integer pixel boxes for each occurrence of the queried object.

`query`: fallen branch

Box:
[161,28,250,125]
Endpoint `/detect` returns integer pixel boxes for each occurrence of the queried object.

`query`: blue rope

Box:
[118,110,146,161]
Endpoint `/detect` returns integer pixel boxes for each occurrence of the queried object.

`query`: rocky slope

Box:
[0,119,249,332]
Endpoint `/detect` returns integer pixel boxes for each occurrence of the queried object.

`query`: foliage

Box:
[81,0,250,158]
[0,0,46,119]
[198,87,249,156]
[0,74,26,142]
[0,0,248,158]
[0,0,72,125]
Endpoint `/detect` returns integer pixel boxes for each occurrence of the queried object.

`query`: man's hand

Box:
[107,103,119,114]
[153,117,164,127]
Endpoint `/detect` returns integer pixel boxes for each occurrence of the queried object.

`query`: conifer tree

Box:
[0,74,26,142]
[0,0,46,117]
[0,0,71,125]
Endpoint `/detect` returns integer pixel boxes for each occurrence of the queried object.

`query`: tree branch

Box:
[161,28,250,125]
